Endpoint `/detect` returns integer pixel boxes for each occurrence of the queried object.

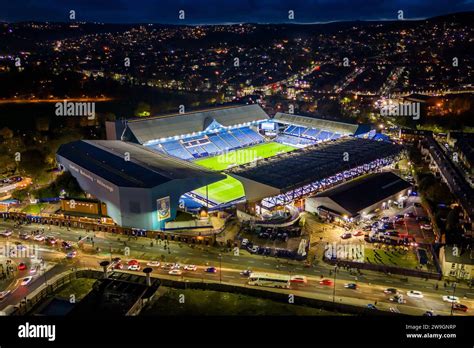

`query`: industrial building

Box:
[305,172,412,221]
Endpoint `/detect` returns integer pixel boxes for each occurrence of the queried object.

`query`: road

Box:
[0,220,472,316]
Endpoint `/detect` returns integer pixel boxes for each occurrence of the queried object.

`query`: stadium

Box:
[57,104,402,230]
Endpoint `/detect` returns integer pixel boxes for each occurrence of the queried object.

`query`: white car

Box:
[34,235,45,242]
[407,290,424,298]
[0,230,13,237]
[184,264,197,271]
[128,264,141,271]
[0,290,11,301]
[21,277,33,286]
[442,295,460,303]
[168,269,182,276]
[146,261,161,267]
[241,238,249,246]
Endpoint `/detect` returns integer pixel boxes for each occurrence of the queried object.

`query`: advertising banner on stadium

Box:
[157,196,171,221]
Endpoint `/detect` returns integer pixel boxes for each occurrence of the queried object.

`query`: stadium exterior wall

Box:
[56,154,218,231]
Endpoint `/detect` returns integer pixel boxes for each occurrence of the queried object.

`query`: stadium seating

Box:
[155,127,265,160]
[275,134,316,147]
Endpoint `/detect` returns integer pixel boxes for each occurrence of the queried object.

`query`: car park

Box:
[407,290,424,298]
[442,295,460,303]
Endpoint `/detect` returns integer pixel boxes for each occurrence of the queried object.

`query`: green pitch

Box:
[193,142,296,204]
[194,142,295,171]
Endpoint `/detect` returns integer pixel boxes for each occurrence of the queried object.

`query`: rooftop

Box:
[228,137,402,191]
[57,140,224,188]
[314,172,412,216]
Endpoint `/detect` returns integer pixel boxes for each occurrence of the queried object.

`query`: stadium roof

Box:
[273,113,371,136]
[313,172,412,216]
[227,138,402,192]
[57,140,225,188]
[124,104,269,144]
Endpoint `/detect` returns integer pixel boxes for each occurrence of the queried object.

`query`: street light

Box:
[450,282,457,316]
[218,253,222,284]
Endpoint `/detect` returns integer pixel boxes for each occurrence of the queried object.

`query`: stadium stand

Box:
[228,137,402,191]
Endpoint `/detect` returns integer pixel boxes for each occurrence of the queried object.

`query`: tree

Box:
[134,102,151,117]
[0,127,13,140]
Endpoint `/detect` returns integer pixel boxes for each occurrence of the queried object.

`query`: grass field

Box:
[194,142,295,171]
[193,142,296,204]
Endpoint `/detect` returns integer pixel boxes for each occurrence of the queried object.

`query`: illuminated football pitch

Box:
[193,142,296,204]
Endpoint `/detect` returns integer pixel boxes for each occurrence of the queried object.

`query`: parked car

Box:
[45,236,57,245]
[249,245,260,253]
[128,264,141,271]
[407,290,424,298]
[112,257,122,264]
[205,267,217,273]
[17,262,27,271]
[0,230,13,237]
[366,304,377,310]
[404,212,415,218]
[344,283,357,290]
[161,263,176,270]
[19,232,30,240]
[184,265,197,271]
[241,238,249,246]
[442,295,460,303]
[113,262,123,269]
[353,231,364,237]
[340,233,352,239]
[33,234,45,242]
[423,310,435,316]
[320,279,333,286]
[61,241,72,249]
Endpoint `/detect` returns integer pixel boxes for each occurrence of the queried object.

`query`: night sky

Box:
[1,0,473,24]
